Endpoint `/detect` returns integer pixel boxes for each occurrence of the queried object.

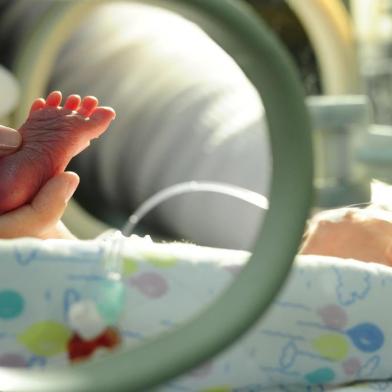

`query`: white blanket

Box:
[0,235,391,391]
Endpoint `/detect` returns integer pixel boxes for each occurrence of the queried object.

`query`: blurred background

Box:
[0,0,391,250]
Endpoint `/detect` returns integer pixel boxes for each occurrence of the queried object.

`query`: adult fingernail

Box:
[0,126,21,149]
[65,174,80,202]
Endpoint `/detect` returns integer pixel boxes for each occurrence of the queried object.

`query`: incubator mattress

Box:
[0,234,391,391]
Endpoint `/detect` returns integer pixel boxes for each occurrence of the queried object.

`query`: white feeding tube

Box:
[122,181,269,237]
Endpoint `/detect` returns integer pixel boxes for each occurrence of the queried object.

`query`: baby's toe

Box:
[29,98,46,115]
[45,91,62,107]
[78,96,98,117]
[85,106,116,136]
[90,107,116,123]
[64,94,81,111]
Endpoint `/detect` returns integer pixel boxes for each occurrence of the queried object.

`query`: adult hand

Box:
[0,125,22,157]
[300,206,392,266]
[0,171,79,239]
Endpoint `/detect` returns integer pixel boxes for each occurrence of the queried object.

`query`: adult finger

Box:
[0,125,21,157]
[0,172,79,238]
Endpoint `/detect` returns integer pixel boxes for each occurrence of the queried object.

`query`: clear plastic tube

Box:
[122,181,269,237]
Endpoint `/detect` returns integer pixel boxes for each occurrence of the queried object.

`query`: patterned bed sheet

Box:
[0,235,391,391]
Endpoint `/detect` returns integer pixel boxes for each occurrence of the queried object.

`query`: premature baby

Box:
[2,91,392,265]
[1,92,392,391]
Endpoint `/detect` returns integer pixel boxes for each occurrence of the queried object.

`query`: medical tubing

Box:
[122,181,269,236]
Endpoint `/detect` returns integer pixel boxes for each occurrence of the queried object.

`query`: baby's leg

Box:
[0,91,115,214]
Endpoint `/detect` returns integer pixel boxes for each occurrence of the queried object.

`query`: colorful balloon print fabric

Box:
[0,236,391,391]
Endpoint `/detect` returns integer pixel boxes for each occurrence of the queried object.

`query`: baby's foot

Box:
[0,91,115,214]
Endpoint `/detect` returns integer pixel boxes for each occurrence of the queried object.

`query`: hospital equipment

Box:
[1,0,392,389]
[0,0,313,390]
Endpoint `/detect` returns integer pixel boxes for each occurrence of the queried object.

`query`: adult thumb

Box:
[0,125,21,157]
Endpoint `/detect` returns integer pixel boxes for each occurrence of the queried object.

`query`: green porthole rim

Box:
[5,0,313,390]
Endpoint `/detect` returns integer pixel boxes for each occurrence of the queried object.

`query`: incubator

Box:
[0,0,391,391]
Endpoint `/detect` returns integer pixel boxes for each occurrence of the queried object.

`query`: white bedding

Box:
[0,235,391,391]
